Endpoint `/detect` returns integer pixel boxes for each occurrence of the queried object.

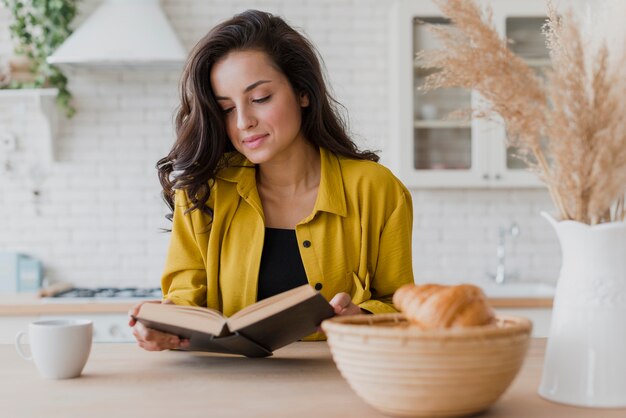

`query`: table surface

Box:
[2,339,624,418]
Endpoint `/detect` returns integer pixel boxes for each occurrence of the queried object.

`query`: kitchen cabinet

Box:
[389,0,549,188]
[1,314,134,343]
[0,316,39,344]
[495,307,551,337]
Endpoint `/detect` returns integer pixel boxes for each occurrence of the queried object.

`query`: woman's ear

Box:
[299,92,310,108]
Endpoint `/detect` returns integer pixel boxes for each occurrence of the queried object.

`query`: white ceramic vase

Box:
[539,212,626,407]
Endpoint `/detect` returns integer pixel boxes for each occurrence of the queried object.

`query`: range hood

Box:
[47,0,186,67]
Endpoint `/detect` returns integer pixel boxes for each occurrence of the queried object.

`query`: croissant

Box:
[393,283,496,329]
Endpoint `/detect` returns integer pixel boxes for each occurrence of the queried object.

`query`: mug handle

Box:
[15,331,32,361]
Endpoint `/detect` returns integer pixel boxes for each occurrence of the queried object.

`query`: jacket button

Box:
[303,240,311,248]
[314,283,323,291]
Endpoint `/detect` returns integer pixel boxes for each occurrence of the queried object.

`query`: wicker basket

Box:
[321,314,532,418]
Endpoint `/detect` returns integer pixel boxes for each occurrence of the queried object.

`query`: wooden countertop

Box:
[0,293,139,315]
[489,298,552,308]
[1,339,623,417]
[0,293,552,316]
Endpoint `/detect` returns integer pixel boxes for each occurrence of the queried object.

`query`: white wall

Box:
[0,0,563,288]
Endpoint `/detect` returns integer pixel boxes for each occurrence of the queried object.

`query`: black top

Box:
[257,228,309,301]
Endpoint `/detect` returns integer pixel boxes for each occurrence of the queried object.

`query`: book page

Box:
[138,303,227,336]
[166,305,225,319]
[227,284,317,330]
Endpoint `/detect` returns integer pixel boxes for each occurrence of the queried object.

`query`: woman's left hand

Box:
[329,292,364,316]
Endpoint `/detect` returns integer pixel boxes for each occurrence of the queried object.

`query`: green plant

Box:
[1,0,77,117]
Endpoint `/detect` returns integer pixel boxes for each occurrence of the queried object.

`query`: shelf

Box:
[524,58,551,68]
[0,88,59,164]
[414,120,471,129]
[413,65,440,78]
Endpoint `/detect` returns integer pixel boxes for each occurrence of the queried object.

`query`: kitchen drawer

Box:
[1,313,135,343]
[0,316,39,344]
[39,313,135,343]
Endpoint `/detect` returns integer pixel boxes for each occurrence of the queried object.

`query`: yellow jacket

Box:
[161,147,414,318]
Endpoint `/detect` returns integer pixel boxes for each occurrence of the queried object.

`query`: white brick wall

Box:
[0,0,562,289]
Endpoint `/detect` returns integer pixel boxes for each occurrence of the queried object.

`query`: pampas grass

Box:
[417,0,626,224]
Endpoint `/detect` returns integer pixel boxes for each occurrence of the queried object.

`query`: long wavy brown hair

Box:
[157,9,379,220]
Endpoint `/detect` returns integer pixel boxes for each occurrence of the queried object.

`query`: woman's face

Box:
[211,49,309,164]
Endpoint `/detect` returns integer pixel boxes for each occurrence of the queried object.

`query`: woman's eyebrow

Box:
[215,80,272,101]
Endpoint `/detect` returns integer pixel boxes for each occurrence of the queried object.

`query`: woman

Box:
[129,9,414,351]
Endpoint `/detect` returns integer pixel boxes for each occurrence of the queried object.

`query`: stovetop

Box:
[42,287,163,303]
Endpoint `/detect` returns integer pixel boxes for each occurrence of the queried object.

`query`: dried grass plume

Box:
[417,0,626,224]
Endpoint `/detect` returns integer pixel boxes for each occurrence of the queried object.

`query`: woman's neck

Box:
[256,141,321,198]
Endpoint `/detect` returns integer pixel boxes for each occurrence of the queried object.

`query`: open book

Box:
[133,284,335,357]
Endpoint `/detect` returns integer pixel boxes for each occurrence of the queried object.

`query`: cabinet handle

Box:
[483,173,490,180]
[495,174,502,180]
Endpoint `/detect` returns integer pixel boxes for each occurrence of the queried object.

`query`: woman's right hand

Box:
[128,299,190,351]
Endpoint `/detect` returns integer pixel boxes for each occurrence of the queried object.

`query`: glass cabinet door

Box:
[488,1,548,186]
[504,16,550,172]
[413,17,472,171]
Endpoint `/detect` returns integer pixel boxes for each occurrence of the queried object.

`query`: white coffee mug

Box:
[15,319,93,379]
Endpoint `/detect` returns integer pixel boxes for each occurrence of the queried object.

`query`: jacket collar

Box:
[315,147,347,217]
[215,147,347,218]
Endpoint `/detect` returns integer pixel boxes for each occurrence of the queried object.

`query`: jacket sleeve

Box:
[161,189,209,306]
[358,189,414,314]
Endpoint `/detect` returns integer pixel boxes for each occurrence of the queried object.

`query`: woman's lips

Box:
[242,134,268,149]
